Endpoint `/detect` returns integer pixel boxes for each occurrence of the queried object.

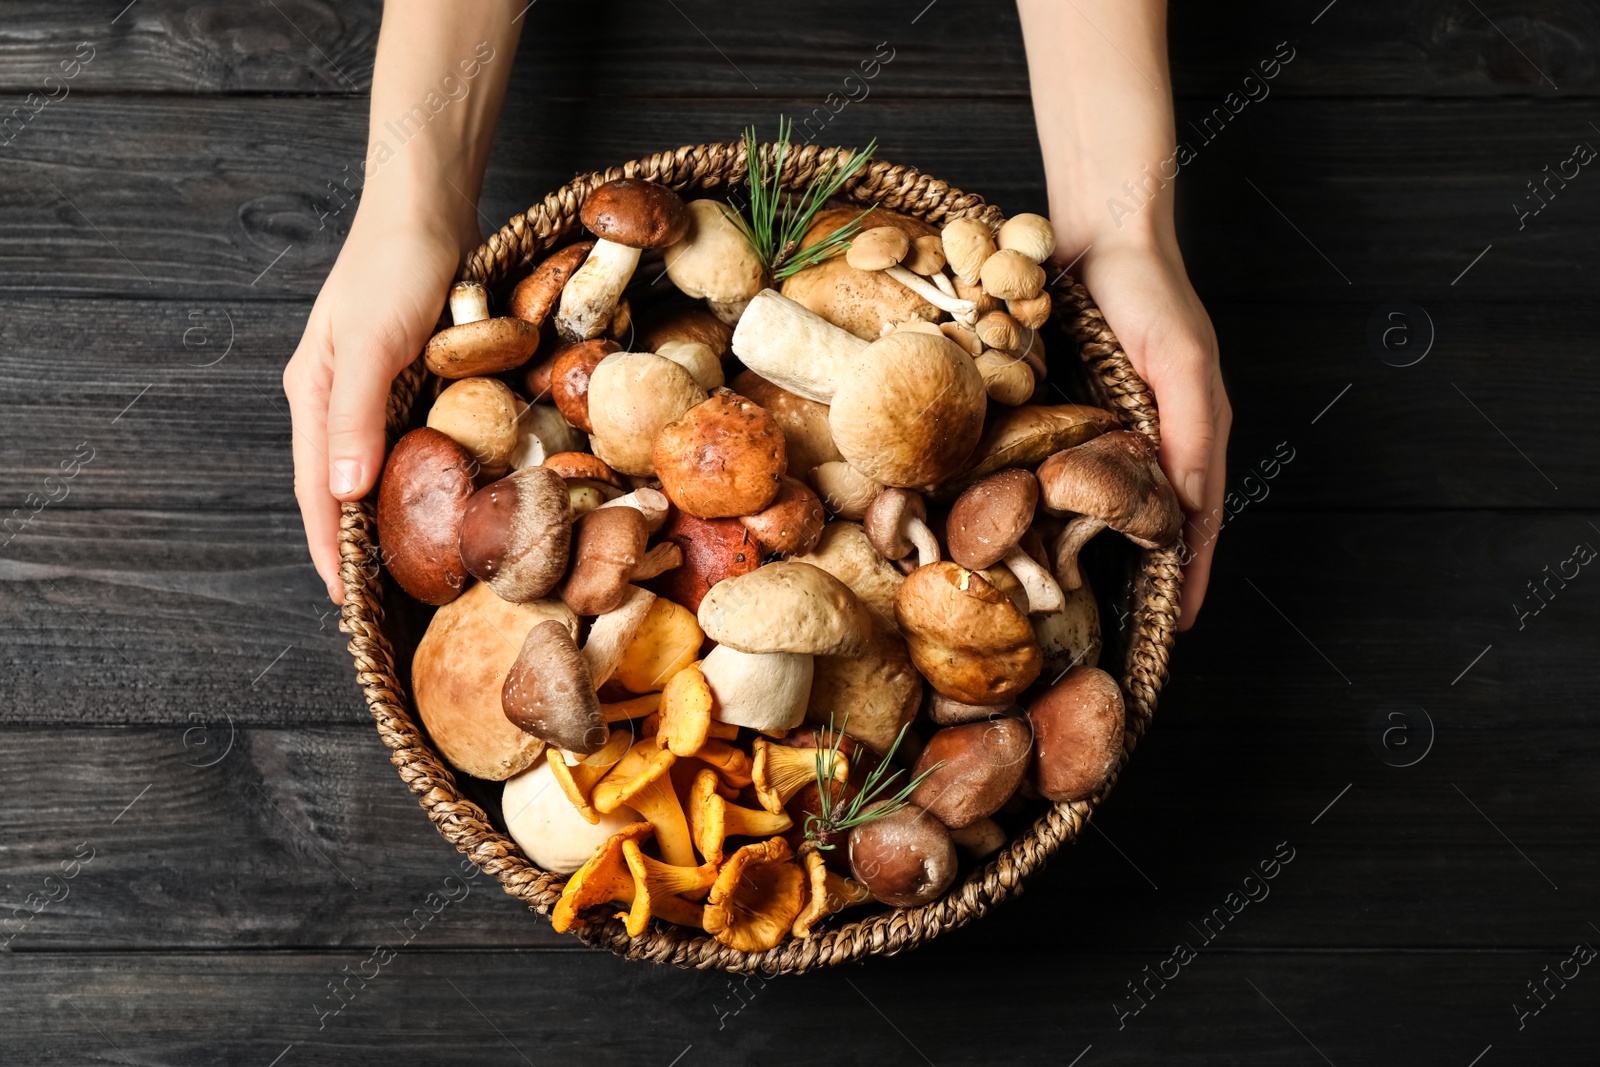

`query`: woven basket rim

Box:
[338,140,1182,975]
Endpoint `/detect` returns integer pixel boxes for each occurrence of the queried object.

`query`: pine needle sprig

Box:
[729,117,878,281]
[805,715,942,849]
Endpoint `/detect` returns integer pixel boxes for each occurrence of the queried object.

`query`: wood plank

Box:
[2,0,1595,97]
[1,949,1592,1065]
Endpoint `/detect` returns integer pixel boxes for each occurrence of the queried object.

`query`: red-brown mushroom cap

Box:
[1028,665,1126,801]
[458,465,573,602]
[375,428,476,606]
[548,339,621,433]
[653,391,786,519]
[740,474,825,555]
[1036,431,1182,546]
[509,241,595,326]
[581,178,690,249]
[560,506,650,617]
[502,619,608,754]
[946,468,1038,570]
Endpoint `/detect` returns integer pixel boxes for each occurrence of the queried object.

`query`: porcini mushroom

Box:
[947,470,1065,614]
[926,691,1015,727]
[698,561,870,657]
[791,520,905,623]
[792,844,872,938]
[586,351,708,477]
[1028,665,1125,801]
[502,756,640,874]
[940,217,998,286]
[997,213,1056,264]
[751,736,848,815]
[550,821,652,933]
[688,769,793,865]
[559,506,682,616]
[655,339,724,391]
[425,377,521,479]
[895,561,1042,706]
[591,738,697,867]
[376,427,476,606]
[662,199,765,321]
[646,510,760,613]
[703,837,806,952]
[728,370,843,480]
[909,718,1032,828]
[423,281,541,379]
[556,178,689,341]
[509,240,594,327]
[1036,430,1183,590]
[740,474,825,556]
[619,839,714,936]
[653,391,787,518]
[700,644,814,733]
[947,403,1121,490]
[847,803,956,907]
[458,465,572,602]
[502,619,608,755]
[806,617,921,754]
[862,487,941,570]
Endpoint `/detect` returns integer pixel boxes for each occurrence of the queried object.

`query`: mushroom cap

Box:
[1028,665,1125,801]
[894,561,1042,705]
[927,691,1015,726]
[580,178,690,249]
[559,505,650,617]
[829,330,987,488]
[909,717,1032,828]
[780,207,940,340]
[509,241,594,326]
[703,837,806,952]
[542,451,625,491]
[791,520,905,622]
[792,845,872,938]
[698,561,871,656]
[1036,430,1183,547]
[502,619,607,754]
[997,213,1057,264]
[946,468,1039,570]
[974,310,1022,353]
[701,645,813,732]
[730,370,844,478]
[974,350,1036,407]
[950,403,1122,490]
[459,465,572,602]
[901,234,947,276]
[592,737,676,811]
[644,510,760,614]
[585,351,707,477]
[979,248,1046,301]
[547,338,620,433]
[655,660,713,757]
[862,487,928,562]
[663,199,766,304]
[412,582,578,780]
[375,427,476,606]
[939,321,983,358]
[614,596,705,694]
[510,403,585,470]
[1007,291,1052,330]
[847,803,956,907]
[809,460,883,521]
[940,217,998,286]
[806,614,922,754]
[653,391,786,518]
[502,757,641,875]
[637,304,734,358]
[426,377,521,480]
[424,317,541,380]
[550,820,653,933]
[845,225,910,271]
[740,474,825,555]
[1035,580,1102,678]
[655,339,724,391]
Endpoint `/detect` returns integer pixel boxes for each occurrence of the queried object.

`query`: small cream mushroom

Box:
[426,377,521,480]
[980,249,1046,302]
[811,460,883,520]
[655,339,724,391]
[941,217,998,286]
[939,322,983,358]
[997,213,1057,264]
[701,644,814,732]
[510,402,585,471]
[974,350,1037,407]
[585,351,707,476]
[663,200,766,322]
[974,310,1022,354]
[845,226,911,271]
[502,757,641,875]
[557,179,689,341]
[1008,292,1052,330]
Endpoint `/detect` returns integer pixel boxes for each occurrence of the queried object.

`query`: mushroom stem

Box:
[596,486,671,532]
[1052,515,1109,591]
[730,289,868,404]
[908,518,942,570]
[884,265,977,318]
[632,542,684,583]
[1003,544,1065,614]
[556,239,642,341]
[448,282,491,325]
[931,270,957,299]
[583,586,657,687]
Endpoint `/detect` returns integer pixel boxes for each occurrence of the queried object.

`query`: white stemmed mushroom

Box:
[663,199,767,324]
[556,179,690,341]
[502,756,641,875]
[848,226,977,323]
[946,469,1065,615]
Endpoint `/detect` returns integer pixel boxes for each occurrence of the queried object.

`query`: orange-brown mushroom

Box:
[703,837,807,952]
[550,821,652,933]
[653,391,787,519]
[546,727,635,824]
[619,839,714,937]
[591,739,696,867]
[751,737,847,815]
[792,843,872,938]
[687,769,792,865]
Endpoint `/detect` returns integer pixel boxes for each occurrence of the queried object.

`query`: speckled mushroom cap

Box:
[698,561,872,656]
[458,465,573,603]
[1036,430,1183,548]
[581,178,690,248]
[946,469,1039,570]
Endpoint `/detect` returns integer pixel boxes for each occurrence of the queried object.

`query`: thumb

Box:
[1143,354,1226,515]
[325,333,413,501]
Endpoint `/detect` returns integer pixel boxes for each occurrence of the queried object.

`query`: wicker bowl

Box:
[338,140,1182,974]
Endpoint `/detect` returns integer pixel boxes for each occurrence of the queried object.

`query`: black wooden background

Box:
[2,2,1596,1064]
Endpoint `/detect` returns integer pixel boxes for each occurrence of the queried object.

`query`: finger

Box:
[1177,429,1229,630]
[325,330,407,503]
[284,342,345,604]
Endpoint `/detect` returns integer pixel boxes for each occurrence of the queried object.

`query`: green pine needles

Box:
[805,715,942,849]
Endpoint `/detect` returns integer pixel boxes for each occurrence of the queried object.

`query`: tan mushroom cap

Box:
[729,370,842,479]
[653,391,786,519]
[581,178,690,249]
[664,199,766,304]
[1008,291,1052,330]
[940,217,997,286]
[509,241,594,326]
[901,235,947,276]
[949,403,1121,490]
[586,351,708,477]
[894,561,1042,705]
[637,304,734,359]
[979,248,1046,301]
[975,310,1021,353]
[997,213,1057,264]
[810,461,883,521]
[425,377,521,480]
[502,619,607,754]
[791,520,905,622]
[458,465,572,602]
[946,468,1038,570]
[806,614,922,754]
[845,225,910,271]
[703,837,806,952]
[780,207,940,340]
[1037,430,1183,546]
[828,330,987,488]
[698,561,872,656]
[975,350,1036,407]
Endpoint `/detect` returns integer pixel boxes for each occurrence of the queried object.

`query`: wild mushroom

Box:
[979,249,1046,302]
[940,217,997,286]
[655,339,724,391]
[502,619,609,754]
[412,582,577,779]
[926,691,1015,727]
[595,485,671,532]
[1036,430,1183,590]
[687,738,754,791]
[662,199,766,323]
[543,451,626,506]
[810,461,883,521]
[457,465,572,602]
[586,351,707,477]
[619,839,715,936]
[946,469,1064,614]
[556,178,689,341]
[502,756,640,874]
[425,377,521,480]
[728,370,843,480]
[1028,665,1125,801]
[949,817,1007,859]
[591,738,697,867]
[847,229,977,321]
[974,310,1022,354]
[423,281,541,379]
[791,520,905,622]
[1007,292,1052,330]
[581,585,659,688]
[698,562,870,657]
[1035,580,1103,679]
[780,207,941,340]
[792,844,872,938]
[939,321,983,357]
[550,821,653,933]
[806,618,921,754]
[646,510,760,614]
[509,403,585,471]
[740,474,825,556]
[909,717,1032,828]
[545,727,634,824]
[559,506,682,616]
[548,338,620,433]
[700,644,814,733]
[652,391,787,518]
[687,769,793,865]
[847,803,956,907]
[947,403,1122,490]
[901,235,947,277]
[655,661,715,757]
[862,487,941,570]
[614,596,705,694]
[997,213,1056,264]
[509,240,594,327]
[703,837,807,952]
[376,427,476,606]
[751,737,848,815]
[894,561,1042,706]
[637,304,734,359]
[973,350,1036,407]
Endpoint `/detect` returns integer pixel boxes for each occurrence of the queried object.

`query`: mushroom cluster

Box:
[376,175,1181,951]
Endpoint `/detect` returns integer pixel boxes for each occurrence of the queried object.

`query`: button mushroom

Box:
[863,487,941,571]
[947,469,1064,615]
[652,391,787,519]
[662,199,766,323]
[502,755,640,874]
[556,178,689,341]
[751,736,848,815]
[1028,665,1125,801]
[591,738,697,867]
[559,506,682,616]
[423,281,541,379]
[586,351,708,477]
[740,474,825,556]
[909,717,1032,829]
[973,350,1036,407]
[901,235,947,277]
[1036,430,1184,590]
[974,310,1022,354]
[687,769,794,865]
[509,240,594,327]
[425,377,522,480]
[792,844,872,938]
[457,465,572,602]
[502,619,608,754]
[1008,292,1052,331]
[376,427,476,606]
[703,837,807,952]
[847,803,956,907]
[848,228,978,322]
[894,561,1042,706]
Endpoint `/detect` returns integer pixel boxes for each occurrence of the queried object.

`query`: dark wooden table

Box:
[3,2,1596,1064]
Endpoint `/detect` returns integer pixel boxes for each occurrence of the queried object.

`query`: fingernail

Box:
[1180,471,1206,513]
[329,459,362,497]
[327,578,344,605]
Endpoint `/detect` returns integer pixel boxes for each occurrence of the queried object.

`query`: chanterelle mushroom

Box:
[424,281,541,379]
[619,840,715,937]
[688,769,793,865]
[556,178,689,341]
[663,199,766,322]
[863,488,941,570]
[502,755,640,874]
[551,821,652,933]
[1036,430,1183,590]
[791,843,872,938]
[703,837,806,952]
[751,736,848,815]
[591,738,697,867]
[946,469,1065,614]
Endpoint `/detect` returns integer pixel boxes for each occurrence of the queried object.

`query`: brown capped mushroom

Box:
[862,487,941,570]
[909,717,1032,828]
[502,619,607,754]
[645,510,761,614]
[740,474,825,556]
[509,241,594,327]
[997,213,1056,264]
[375,427,476,605]
[973,350,1036,407]
[547,338,620,434]
[1028,666,1125,801]
[901,235,947,276]
[653,391,786,519]
[947,470,1064,614]
[940,217,997,286]
[949,817,1007,858]
[950,403,1121,490]
[848,803,956,907]
[637,304,734,359]
[458,465,572,602]
[560,506,682,617]
[1037,430,1183,590]
[586,351,708,477]
[895,561,1042,705]
[846,225,911,271]
[979,249,1046,301]
[974,310,1021,353]
[729,370,843,480]
[663,199,765,320]
[425,377,521,480]
[806,615,921,754]
[791,520,904,622]
[594,485,671,532]
[780,207,940,340]
[423,281,541,379]
[1008,292,1052,330]
[556,178,689,341]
